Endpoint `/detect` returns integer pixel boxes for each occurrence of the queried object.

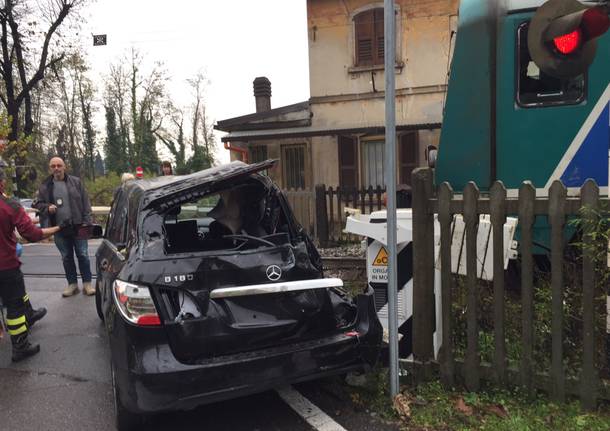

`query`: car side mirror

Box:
[76,224,104,240]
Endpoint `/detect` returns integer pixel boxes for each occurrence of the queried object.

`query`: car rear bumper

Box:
[109,287,382,414]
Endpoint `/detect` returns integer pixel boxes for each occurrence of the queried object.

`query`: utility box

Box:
[346,209,439,358]
[346,209,519,360]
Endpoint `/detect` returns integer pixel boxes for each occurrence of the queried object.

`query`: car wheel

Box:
[111,362,143,431]
[95,280,104,321]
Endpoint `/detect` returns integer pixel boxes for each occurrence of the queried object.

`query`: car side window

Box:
[516,22,586,108]
[124,191,139,247]
[107,191,128,246]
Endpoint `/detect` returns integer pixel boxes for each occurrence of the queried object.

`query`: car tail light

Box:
[113,280,161,326]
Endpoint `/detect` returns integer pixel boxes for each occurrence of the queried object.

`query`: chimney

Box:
[253,76,271,113]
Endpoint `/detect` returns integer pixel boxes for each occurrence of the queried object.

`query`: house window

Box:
[250,145,267,164]
[362,140,385,187]
[338,136,358,189]
[250,144,268,175]
[282,144,306,189]
[354,8,385,66]
[398,132,418,186]
[516,22,585,107]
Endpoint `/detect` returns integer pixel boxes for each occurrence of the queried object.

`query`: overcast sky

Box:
[79,0,311,163]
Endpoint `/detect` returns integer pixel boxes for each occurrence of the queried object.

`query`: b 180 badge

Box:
[164,274,194,283]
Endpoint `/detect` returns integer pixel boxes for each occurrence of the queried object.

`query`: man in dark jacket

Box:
[33,157,94,297]
[1,169,61,361]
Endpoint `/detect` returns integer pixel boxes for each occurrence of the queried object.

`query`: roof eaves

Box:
[215,101,310,131]
[221,122,442,142]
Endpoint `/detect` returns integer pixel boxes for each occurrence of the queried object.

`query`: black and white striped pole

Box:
[384,0,399,398]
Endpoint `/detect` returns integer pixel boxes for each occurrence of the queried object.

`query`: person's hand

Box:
[59,219,71,228]
[59,219,75,234]
[48,204,57,214]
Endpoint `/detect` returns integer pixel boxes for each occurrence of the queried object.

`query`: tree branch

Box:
[154,132,178,157]
[14,0,74,103]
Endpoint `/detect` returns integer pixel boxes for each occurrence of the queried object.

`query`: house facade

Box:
[215,0,458,230]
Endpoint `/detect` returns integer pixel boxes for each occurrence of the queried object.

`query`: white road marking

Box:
[276,386,347,431]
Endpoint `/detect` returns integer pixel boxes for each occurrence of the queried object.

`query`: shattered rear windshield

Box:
[162,181,290,254]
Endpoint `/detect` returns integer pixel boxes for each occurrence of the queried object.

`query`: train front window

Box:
[516,22,585,108]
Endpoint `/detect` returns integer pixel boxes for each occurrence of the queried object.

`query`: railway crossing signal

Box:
[528,0,610,78]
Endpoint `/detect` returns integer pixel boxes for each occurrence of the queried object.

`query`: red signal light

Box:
[529,0,610,78]
[553,29,582,54]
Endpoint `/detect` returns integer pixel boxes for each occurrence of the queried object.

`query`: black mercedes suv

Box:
[95,160,382,430]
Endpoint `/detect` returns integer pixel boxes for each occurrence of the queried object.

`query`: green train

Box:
[435,0,609,249]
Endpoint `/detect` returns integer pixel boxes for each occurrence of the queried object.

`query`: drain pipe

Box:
[224,141,249,163]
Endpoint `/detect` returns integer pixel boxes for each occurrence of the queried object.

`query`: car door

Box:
[96,189,130,317]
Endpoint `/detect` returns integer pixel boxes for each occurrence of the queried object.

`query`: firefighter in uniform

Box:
[0,168,61,361]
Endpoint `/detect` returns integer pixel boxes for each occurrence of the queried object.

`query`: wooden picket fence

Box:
[315,185,386,245]
[411,168,609,409]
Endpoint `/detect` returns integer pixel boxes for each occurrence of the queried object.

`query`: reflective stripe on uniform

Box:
[6,315,26,326]
[23,294,29,302]
[8,324,27,336]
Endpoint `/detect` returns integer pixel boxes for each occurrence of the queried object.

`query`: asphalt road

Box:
[0,242,401,431]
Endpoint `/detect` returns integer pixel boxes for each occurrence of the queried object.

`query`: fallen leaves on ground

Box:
[455,397,473,416]
[485,403,509,418]
[393,393,412,419]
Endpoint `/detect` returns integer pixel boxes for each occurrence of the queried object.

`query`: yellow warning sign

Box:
[373,247,389,266]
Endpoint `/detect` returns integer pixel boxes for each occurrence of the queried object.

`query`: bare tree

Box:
[106,60,132,167]
[187,71,215,170]
[105,49,166,172]
[51,54,82,175]
[155,103,187,173]
[0,0,84,141]
[199,103,216,166]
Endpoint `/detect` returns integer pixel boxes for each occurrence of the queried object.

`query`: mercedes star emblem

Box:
[266,265,282,281]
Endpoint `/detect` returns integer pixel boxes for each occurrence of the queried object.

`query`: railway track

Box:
[321,256,365,271]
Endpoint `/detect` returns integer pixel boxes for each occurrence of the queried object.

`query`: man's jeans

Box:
[54,232,92,285]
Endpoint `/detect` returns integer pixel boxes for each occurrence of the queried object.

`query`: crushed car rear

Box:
[99,161,382,425]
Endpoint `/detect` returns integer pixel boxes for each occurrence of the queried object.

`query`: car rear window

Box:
[162,181,290,254]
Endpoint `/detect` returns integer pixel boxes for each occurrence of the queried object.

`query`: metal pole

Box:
[384,0,399,398]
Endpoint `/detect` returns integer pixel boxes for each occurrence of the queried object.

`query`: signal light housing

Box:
[528,0,610,78]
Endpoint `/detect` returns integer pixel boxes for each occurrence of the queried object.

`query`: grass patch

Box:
[406,381,610,431]
[348,378,610,431]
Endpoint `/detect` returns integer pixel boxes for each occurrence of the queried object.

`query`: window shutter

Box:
[282,145,306,190]
[249,145,268,164]
[338,135,358,189]
[399,133,419,186]
[374,8,384,65]
[355,10,374,66]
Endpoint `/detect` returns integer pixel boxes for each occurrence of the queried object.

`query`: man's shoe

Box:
[83,282,95,296]
[12,340,40,362]
[26,307,47,327]
[62,283,79,297]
